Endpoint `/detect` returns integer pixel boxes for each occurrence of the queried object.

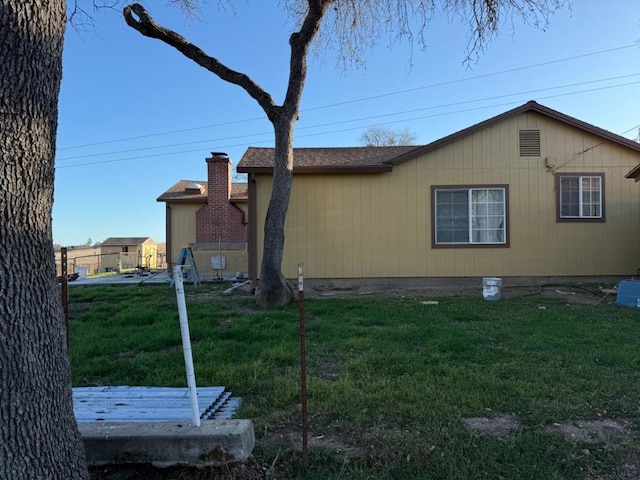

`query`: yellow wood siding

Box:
[141,240,158,269]
[255,112,640,279]
[169,204,201,265]
[100,240,157,271]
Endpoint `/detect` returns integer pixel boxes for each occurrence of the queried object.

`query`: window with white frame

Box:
[433,186,507,246]
[556,173,604,221]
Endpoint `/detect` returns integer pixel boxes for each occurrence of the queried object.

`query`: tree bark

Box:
[0,1,89,478]
[123,1,332,308]
[256,118,296,308]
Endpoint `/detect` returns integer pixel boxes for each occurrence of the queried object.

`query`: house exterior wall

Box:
[254,112,640,279]
[195,156,246,243]
[100,239,158,271]
[167,202,248,274]
[140,239,158,269]
[168,203,201,269]
[191,244,248,279]
[100,246,124,271]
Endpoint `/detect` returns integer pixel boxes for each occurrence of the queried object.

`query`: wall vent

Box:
[519,130,541,156]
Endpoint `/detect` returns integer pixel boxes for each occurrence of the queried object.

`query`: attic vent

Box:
[185,183,203,194]
[519,130,541,156]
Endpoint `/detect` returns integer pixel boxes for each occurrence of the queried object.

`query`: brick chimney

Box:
[195,152,246,243]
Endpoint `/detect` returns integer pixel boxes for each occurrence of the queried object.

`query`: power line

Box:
[55,73,640,163]
[57,42,640,151]
[56,81,640,169]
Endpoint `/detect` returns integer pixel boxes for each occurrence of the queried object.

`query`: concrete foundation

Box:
[80,419,254,468]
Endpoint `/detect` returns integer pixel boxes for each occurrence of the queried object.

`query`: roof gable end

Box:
[386,101,640,165]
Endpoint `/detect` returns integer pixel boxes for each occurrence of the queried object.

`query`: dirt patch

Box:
[460,414,522,437]
[314,359,341,382]
[186,292,222,302]
[547,419,631,445]
[302,279,614,304]
[588,452,640,480]
[460,416,632,445]
[218,318,233,327]
[259,425,366,459]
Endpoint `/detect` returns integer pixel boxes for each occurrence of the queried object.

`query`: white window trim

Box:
[433,186,508,247]
[558,174,603,220]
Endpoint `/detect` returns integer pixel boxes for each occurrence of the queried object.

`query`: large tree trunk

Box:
[256,117,297,308]
[0,1,89,478]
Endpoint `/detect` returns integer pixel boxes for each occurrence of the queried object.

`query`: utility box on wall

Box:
[615,280,640,308]
[211,255,226,270]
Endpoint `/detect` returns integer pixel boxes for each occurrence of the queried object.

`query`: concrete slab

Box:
[80,419,255,467]
[70,271,171,286]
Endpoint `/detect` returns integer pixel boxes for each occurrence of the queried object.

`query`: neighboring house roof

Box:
[231,183,249,200]
[237,101,640,173]
[101,237,154,246]
[157,180,208,203]
[237,146,418,173]
[156,180,248,203]
[626,163,640,182]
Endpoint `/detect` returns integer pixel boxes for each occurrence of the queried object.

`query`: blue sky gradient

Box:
[54,2,640,246]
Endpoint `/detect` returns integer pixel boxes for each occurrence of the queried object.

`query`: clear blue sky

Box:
[54,1,640,246]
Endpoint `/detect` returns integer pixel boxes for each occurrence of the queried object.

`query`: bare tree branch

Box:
[282,0,334,116]
[121,0,571,308]
[445,0,568,63]
[69,0,98,32]
[288,0,567,68]
[122,3,279,120]
[360,125,418,146]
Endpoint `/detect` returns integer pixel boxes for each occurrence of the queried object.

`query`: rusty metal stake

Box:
[61,247,69,346]
[298,263,308,469]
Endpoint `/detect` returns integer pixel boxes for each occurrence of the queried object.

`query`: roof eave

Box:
[157,197,208,204]
[237,165,393,174]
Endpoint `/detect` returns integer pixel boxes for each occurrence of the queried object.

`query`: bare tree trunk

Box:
[0,1,89,478]
[256,117,296,308]
[123,1,331,308]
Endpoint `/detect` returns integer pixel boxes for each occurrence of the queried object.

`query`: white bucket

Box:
[482,277,502,301]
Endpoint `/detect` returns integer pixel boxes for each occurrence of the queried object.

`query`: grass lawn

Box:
[69,283,640,479]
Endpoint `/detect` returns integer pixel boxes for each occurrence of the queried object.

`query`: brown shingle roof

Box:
[237,146,418,173]
[101,237,154,246]
[237,101,640,174]
[157,180,248,203]
[231,183,248,200]
[157,180,208,203]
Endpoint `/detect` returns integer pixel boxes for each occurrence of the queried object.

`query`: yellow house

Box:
[100,237,158,272]
[157,153,248,278]
[238,101,640,284]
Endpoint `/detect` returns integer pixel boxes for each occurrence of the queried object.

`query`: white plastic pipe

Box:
[173,265,201,427]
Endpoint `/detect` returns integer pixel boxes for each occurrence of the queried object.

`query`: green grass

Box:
[69,284,640,479]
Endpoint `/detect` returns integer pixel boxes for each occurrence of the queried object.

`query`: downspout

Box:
[248,174,258,289]
[166,204,172,271]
